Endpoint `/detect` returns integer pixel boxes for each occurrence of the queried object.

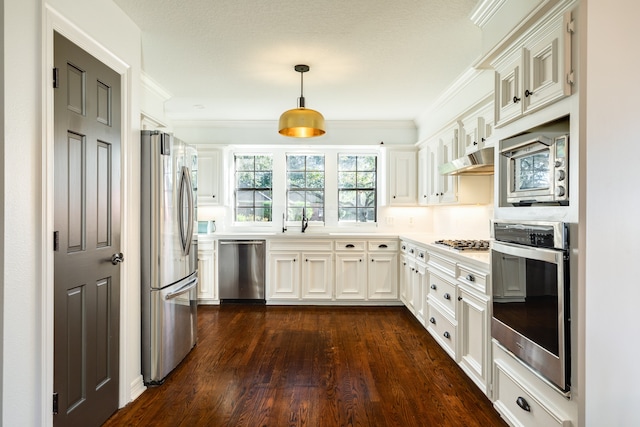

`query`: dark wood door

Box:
[53,32,121,427]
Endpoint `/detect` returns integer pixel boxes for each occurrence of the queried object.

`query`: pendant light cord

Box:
[298,70,305,108]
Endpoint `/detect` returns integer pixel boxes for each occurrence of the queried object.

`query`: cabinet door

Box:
[494,50,523,127]
[301,252,333,300]
[268,252,300,299]
[523,14,570,115]
[197,242,216,302]
[425,142,440,204]
[417,148,429,205]
[439,133,459,204]
[197,149,220,205]
[399,254,410,305]
[388,150,417,205]
[415,263,427,325]
[461,116,479,155]
[335,253,367,300]
[368,253,398,300]
[458,286,490,395]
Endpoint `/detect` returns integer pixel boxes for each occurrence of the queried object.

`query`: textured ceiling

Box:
[113,0,482,121]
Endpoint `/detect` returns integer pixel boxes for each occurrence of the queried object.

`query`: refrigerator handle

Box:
[178,166,194,256]
[165,277,198,300]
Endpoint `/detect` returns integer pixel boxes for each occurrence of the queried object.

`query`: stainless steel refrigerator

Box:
[140,130,198,385]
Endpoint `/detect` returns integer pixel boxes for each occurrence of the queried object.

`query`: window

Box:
[234,154,273,222]
[286,154,324,222]
[338,154,377,222]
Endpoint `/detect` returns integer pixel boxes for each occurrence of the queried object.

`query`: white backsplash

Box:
[430,204,493,239]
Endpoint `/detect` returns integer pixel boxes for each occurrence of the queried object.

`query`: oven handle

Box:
[492,241,563,264]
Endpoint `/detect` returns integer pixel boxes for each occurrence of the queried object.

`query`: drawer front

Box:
[427,302,457,358]
[400,241,409,254]
[334,240,366,251]
[415,247,427,263]
[428,270,457,318]
[367,240,399,252]
[427,251,456,277]
[494,361,571,427]
[269,239,333,251]
[458,264,488,294]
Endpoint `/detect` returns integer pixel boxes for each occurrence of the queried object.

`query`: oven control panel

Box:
[493,220,568,250]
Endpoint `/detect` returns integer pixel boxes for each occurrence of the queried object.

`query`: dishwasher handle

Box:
[219,240,265,245]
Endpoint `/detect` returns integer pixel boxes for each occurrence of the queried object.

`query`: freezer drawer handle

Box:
[165,278,198,300]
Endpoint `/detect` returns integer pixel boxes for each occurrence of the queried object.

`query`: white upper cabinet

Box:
[197,148,221,205]
[493,10,574,128]
[460,102,494,155]
[425,124,459,205]
[387,149,417,206]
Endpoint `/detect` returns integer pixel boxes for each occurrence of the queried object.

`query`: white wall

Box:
[584,1,640,425]
[2,0,142,425]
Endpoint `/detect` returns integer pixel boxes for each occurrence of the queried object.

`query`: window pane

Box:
[236,190,254,207]
[287,155,305,171]
[307,207,324,221]
[287,172,305,189]
[235,156,254,171]
[255,191,272,207]
[358,172,375,188]
[237,171,255,189]
[358,190,376,207]
[357,155,376,171]
[339,208,356,221]
[288,207,303,221]
[306,191,324,207]
[339,190,356,206]
[338,172,356,189]
[339,155,356,171]
[306,155,324,171]
[255,208,272,222]
[255,171,272,188]
[236,208,254,222]
[306,172,324,188]
[255,155,272,171]
[358,208,375,222]
[287,190,305,206]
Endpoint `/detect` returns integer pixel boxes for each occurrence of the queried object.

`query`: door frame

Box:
[43,6,141,426]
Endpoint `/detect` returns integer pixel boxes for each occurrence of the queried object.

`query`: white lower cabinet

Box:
[335,252,367,300]
[301,253,334,300]
[458,285,490,395]
[368,252,398,300]
[426,300,457,359]
[197,237,217,303]
[493,342,575,427]
[268,252,301,299]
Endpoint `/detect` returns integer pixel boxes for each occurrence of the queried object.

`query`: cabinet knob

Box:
[430,284,437,290]
[305,258,308,262]
[473,141,478,145]
[524,89,534,97]
[393,195,396,199]
[458,296,463,301]
[423,195,427,198]
[443,331,451,339]
[513,96,521,103]
[293,258,296,262]
[444,293,451,300]
[516,396,531,412]
[212,195,216,198]
[466,274,475,282]
[359,259,362,262]
[429,317,436,324]
[415,269,419,274]
[371,259,374,262]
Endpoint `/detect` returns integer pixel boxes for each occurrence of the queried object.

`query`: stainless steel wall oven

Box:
[491,220,570,393]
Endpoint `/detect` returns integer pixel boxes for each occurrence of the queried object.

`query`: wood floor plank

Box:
[103,305,507,427]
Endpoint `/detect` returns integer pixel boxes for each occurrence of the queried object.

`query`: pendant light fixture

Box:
[278,64,326,138]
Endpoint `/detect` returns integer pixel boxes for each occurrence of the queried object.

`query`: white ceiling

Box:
[113,0,482,122]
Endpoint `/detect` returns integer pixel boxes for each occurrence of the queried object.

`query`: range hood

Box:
[438,147,494,176]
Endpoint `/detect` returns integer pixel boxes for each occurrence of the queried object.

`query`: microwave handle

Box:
[492,241,562,265]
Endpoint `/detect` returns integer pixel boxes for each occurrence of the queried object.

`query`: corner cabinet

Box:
[196,147,221,205]
[387,149,417,206]
[493,9,574,128]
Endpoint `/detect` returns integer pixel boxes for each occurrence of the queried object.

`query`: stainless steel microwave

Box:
[500,133,569,205]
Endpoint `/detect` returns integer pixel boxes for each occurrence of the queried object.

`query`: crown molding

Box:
[141,71,172,101]
[469,0,507,28]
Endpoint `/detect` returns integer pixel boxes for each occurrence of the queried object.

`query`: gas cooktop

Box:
[434,239,490,251]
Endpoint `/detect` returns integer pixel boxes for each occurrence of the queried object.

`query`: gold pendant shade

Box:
[278,64,326,138]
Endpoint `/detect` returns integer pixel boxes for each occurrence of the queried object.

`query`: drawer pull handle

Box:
[378,244,388,248]
[346,244,355,248]
[516,396,531,412]
[429,317,436,324]
[443,331,451,339]
[430,284,437,290]
[444,293,451,300]
[466,274,475,282]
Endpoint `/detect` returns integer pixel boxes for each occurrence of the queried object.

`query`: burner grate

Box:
[434,239,490,251]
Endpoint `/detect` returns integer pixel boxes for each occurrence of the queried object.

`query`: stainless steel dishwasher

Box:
[218,240,266,302]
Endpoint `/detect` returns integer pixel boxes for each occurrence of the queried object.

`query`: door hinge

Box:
[566,70,575,85]
[53,231,59,252]
[566,18,575,34]
[52,392,59,415]
[53,67,59,88]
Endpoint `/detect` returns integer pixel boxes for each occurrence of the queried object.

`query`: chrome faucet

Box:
[301,207,309,233]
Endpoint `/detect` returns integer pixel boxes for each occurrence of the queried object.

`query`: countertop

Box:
[197,231,490,270]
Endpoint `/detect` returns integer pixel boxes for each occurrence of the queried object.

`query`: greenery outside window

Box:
[234,154,273,222]
[286,154,325,222]
[338,154,377,222]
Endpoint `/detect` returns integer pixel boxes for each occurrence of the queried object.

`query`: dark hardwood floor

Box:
[103,305,507,427]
